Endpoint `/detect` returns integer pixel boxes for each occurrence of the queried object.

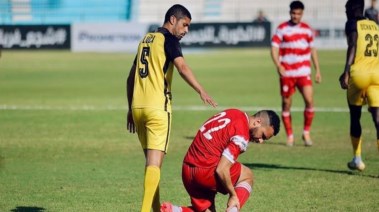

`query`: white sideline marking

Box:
[0,104,355,112]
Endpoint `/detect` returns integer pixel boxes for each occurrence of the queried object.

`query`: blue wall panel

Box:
[0,0,132,24]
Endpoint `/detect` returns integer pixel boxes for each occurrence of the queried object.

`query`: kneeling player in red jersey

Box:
[161,108,280,212]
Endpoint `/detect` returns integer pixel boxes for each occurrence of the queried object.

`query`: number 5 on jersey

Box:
[139,47,150,78]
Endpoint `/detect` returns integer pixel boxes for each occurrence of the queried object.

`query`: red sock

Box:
[282,111,293,137]
[180,182,252,212]
[303,107,314,132]
[180,207,194,212]
[164,205,194,212]
[235,182,252,208]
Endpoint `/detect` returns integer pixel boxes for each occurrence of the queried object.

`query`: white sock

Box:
[353,156,362,163]
[172,205,182,212]
[228,206,238,212]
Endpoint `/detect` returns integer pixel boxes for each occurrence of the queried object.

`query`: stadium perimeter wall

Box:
[0,21,272,52]
[135,0,351,49]
[0,22,346,52]
[2,0,373,51]
[0,0,378,51]
[0,20,344,52]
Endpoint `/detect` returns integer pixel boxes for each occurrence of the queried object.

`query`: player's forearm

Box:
[174,57,205,94]
[311,48,320,72]
[126,84,133,110]
[346,45,356,68]
[270,46,281,68]
[178,65,205,95]
[216,156,237,196]
[343,64,351,75]
[344,32,358,72]
[126,64,136,110]
[216,168,237,196]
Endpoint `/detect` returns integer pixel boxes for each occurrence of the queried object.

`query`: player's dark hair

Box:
[290,1,304,10]
[345,0,364,14]
[255,110,280,136]
[164,4,192,24]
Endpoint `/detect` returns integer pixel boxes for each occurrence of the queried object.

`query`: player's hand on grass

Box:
[339,72,349,89]
[127,110,136,133]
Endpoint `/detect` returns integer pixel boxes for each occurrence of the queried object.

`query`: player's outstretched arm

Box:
[173,57,217,107]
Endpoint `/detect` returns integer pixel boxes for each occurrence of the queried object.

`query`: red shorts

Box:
[182,162,242,211]
[280,76,312,97]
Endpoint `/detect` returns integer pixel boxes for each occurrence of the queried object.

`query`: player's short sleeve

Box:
[307,25,315,48]
[271,27,282,47]
[222,135,249,164]
[221,113,250,164]
[164,36,183,61]
[345,20,357,36]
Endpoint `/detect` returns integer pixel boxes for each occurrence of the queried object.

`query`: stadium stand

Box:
[1,0,375,25]
[0,0,132,24]
[1,0,372,25]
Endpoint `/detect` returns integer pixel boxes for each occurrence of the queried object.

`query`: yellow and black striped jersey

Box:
[131,27,183,112]
[346,18,379,73]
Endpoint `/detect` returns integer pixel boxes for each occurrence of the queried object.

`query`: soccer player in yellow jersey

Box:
[340,0,379,172]
[126,4,217,212]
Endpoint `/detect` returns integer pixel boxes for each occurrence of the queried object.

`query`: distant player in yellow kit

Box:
[126,4,217,212]
[339,0,379,171]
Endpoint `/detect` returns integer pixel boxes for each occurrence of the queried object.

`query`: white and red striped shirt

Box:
[271,21,314,77]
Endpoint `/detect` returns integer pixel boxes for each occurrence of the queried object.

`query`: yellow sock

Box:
[152,185,160,212]
[141,166,161,212]
[351,136,362,157]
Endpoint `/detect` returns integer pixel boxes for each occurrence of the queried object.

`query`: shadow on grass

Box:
[244,162,379,179]
[263,141,306,146]
[10,206,46,212]
[184,136,195,141]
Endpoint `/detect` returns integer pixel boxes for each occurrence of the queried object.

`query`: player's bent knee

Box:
[239,165,254,186]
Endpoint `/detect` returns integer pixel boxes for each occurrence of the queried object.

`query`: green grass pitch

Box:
[0,49,378,211]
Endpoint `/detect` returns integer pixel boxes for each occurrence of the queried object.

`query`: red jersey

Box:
[271,21,314,77]
[183,109,250,168]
